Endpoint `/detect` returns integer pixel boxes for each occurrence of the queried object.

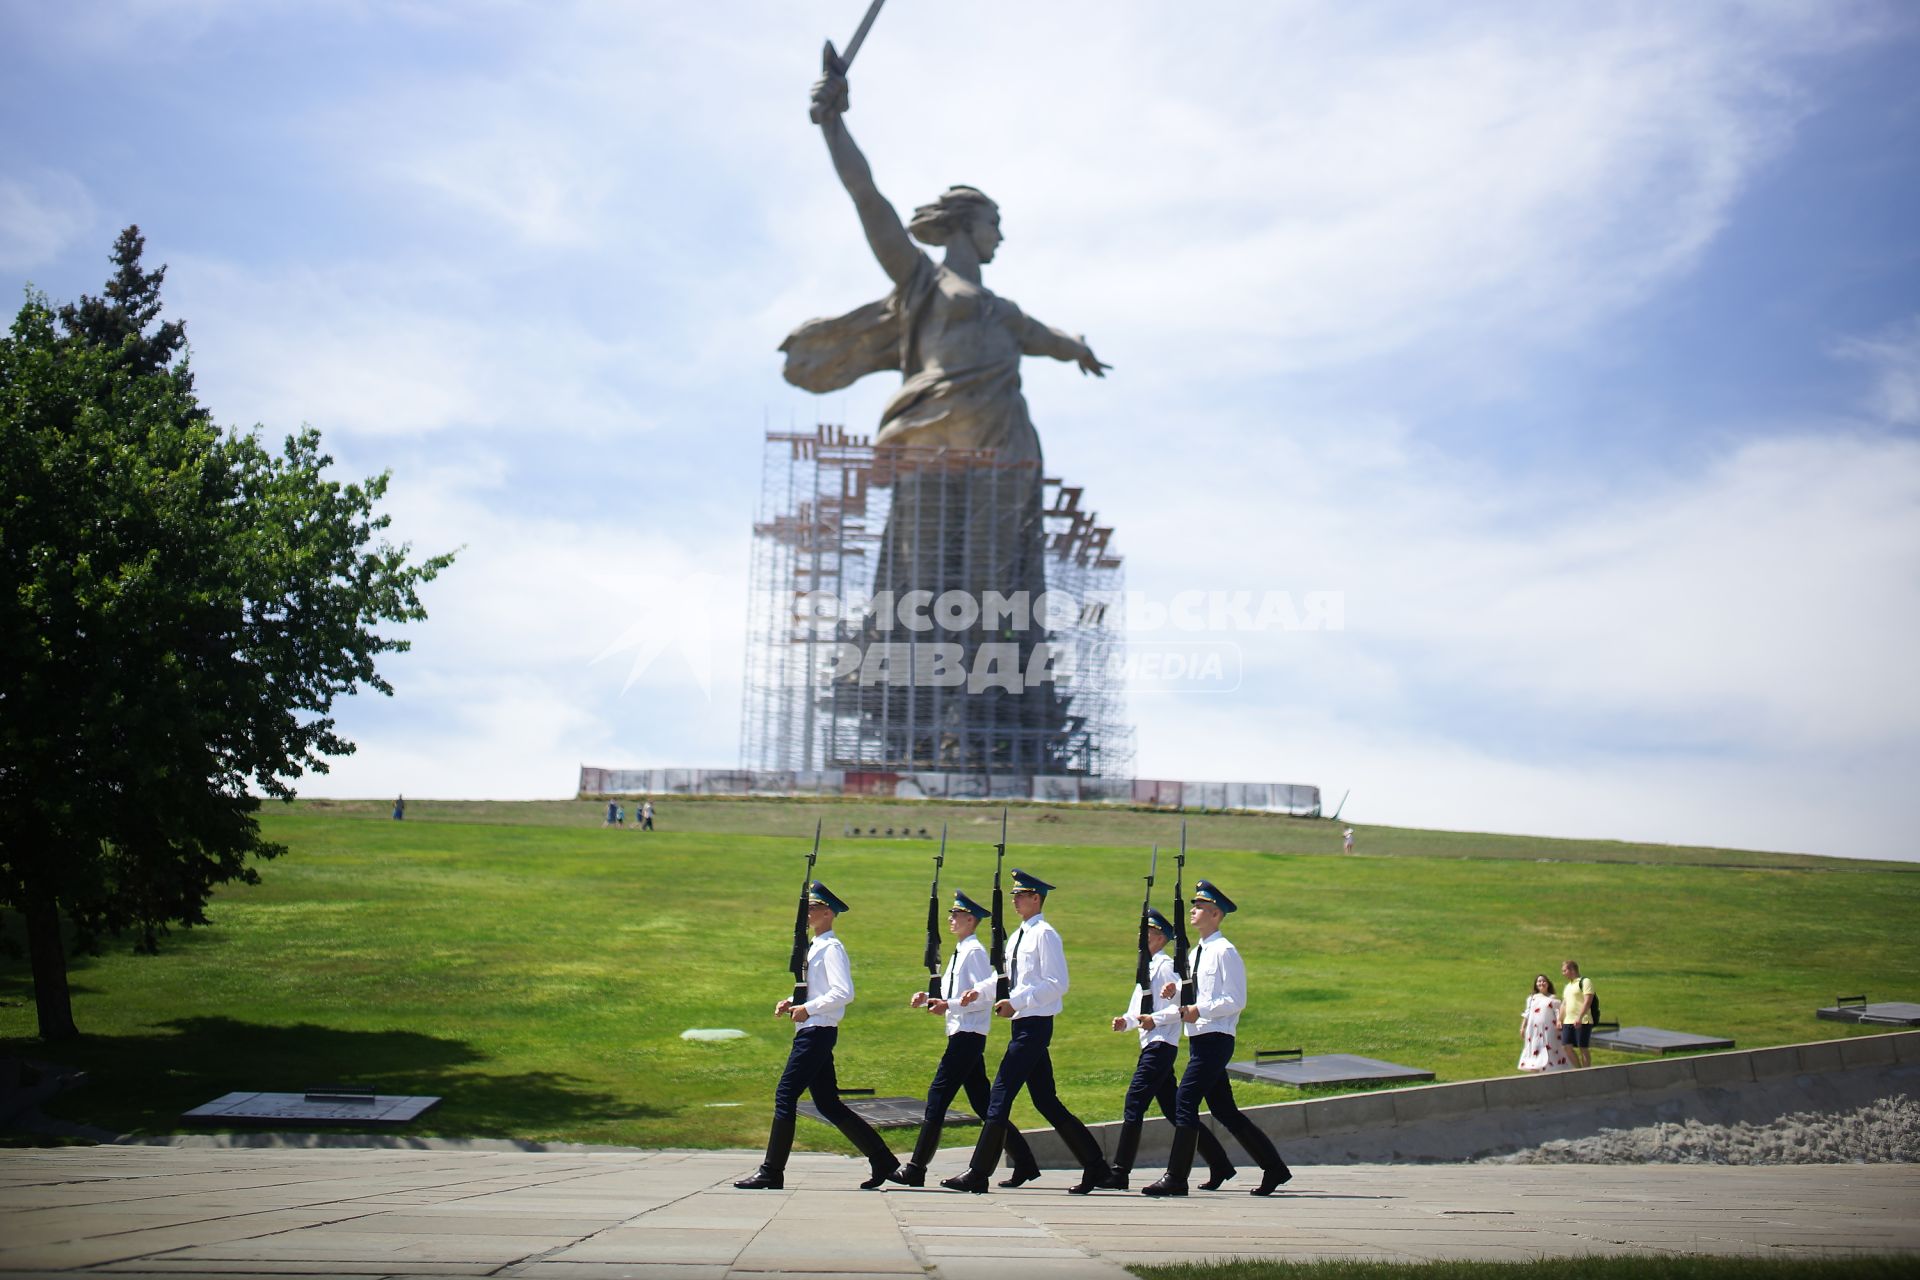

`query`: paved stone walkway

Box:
[1,1146,1915,1278]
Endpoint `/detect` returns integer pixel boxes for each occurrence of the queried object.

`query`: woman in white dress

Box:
[1518,974,1573,1072]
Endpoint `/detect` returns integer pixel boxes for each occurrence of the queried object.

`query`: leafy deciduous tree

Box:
[1,227,454,1040]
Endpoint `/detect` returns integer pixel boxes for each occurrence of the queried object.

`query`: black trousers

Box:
[1172,1031,1287,1173]
[769,1024,892,1167]
[986,1016,1099,1146]
[921,1031,1036,1168]
[1123,1040,1233,1172]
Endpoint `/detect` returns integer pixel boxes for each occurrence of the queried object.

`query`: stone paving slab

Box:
[1,1146,1916,1278]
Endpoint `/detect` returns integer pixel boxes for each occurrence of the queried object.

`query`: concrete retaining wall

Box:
[1017,1030,1920,1167]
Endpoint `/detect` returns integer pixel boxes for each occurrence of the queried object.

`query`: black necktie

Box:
[1009,926,1026,989]
[1188,940,1204,983]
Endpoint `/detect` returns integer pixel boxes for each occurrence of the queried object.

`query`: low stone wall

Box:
[1017,1030,1920,1166]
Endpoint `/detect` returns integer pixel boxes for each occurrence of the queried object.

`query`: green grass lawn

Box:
[3,799,1915,1151]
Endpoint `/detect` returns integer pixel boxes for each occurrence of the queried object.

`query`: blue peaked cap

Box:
[1192,879,1236,914]
[1010,868,1055,895]
[949,889,991,920]
[1144,907,1174,934]
[808,880,850,913]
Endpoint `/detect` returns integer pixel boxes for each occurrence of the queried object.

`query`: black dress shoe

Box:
[1101,1169,1130,1191]
[859,1164,892,1190]
[1067,1174,1102,1195]
[996,1166,1041,1188]
[1140,1175,1188,1198]
[1200,1167,1237,1191]
[940,1170,991,1194]
[885,1162,926,1188]
[733,1169,783,1190]
[1250,1167,1293,1196]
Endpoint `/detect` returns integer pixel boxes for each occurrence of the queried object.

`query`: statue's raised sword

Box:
[812,0,887,121]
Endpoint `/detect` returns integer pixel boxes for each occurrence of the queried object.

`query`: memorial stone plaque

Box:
[183,1088,441,1125]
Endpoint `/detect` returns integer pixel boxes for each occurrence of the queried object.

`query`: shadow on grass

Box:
[0,906,135,1006]
[23,1016,667,1139]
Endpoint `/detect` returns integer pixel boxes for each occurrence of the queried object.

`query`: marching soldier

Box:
[940,869,1108,1194]
[887,890,1041,1187]
[1142,880,1293,1197]
[1106,907,1237,1190]
[734,881,899,1191]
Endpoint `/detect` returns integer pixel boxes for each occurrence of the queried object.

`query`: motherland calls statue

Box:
[779,42,1111,775]
[780,70,1111,458]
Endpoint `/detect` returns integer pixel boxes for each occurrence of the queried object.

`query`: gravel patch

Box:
[1488,1095,1920,1165]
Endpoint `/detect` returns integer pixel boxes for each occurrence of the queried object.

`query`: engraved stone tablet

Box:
[1227,1053,1434,1088]
[1816,1001,1920,1026]
[183,1090,441,1125]
[1590,1025,1735,1054]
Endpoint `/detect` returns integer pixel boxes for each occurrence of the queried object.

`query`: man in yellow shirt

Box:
[1560,960,1596,1068]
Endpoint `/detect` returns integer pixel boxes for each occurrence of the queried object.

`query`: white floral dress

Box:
[1518,993,1572,1072]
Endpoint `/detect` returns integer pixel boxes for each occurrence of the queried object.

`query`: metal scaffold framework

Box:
[741,424,1135,780]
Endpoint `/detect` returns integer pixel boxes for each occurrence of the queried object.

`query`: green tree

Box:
[1,228,454,1041]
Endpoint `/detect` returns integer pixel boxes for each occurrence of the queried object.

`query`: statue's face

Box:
[969,211,1002,263]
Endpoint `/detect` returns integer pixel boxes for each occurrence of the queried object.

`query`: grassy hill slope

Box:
[3,799,1913,1150]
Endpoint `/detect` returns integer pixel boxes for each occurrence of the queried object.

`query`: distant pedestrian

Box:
[1342,827,1354,854]
[393,795,405,821]
[1517,974,1572,1073]
[1560,960,1598,1068]
[641,800,655,831]
[604,800,618,827]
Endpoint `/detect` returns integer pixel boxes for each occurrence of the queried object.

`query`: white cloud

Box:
[0,170,94,272]
[295,448,749,800]
[1117,414,1920,859]
[1836,316,1920,427]
[1152,700,1919,861]
[17,1,1913,861]
[170,257,660,439]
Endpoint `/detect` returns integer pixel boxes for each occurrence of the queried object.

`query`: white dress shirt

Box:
[942,934,993,1036]
[800,929,854,1027]
[1152,931,1245,1037]
[1118,949,1180,1048]
[1005,913,1069,1019]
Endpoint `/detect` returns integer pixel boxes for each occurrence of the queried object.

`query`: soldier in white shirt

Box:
[886,890,1040,1187]
[1105,907,1237,1190]
[735,881,899,1191]
[939,869,1108,1194]
[1142,880,1293,1197]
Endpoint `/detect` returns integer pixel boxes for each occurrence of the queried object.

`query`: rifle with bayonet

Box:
[920,825,947,1002]
[990,807,1010,1003]
[1172,821,1194,1007]
[789,820,822,1004]
[1134,844,1159,1018]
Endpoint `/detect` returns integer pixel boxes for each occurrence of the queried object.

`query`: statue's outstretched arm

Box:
[1017,314,1112,378]
[811,71,920,288]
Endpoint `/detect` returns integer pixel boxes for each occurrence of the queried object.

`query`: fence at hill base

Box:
[577,766,1320,816]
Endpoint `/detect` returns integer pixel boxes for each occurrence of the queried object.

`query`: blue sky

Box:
[5,2,1918,859]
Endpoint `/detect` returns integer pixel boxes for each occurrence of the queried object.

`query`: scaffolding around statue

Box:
[741,424,1134,779]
